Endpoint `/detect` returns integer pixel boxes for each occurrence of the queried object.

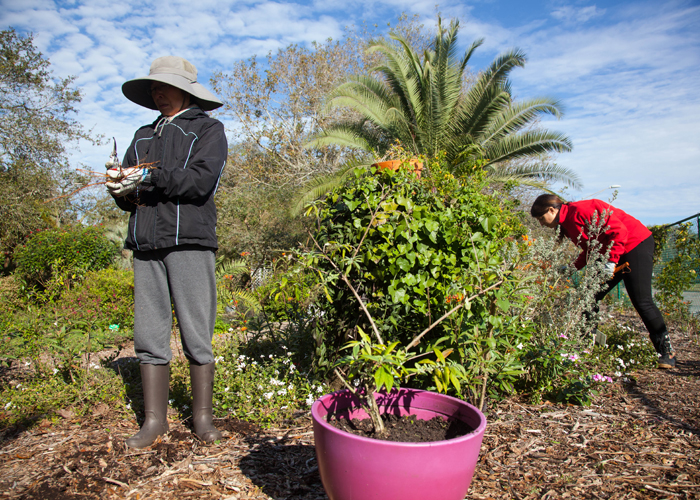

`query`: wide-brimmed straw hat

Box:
[122,56,223,111]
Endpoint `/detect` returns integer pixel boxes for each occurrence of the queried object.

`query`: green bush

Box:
[516,213,613,405]
[13,225,120,296]
[651,222,700,324]
[0,365,129,427]
[57,268,134,330]
[304,156,530,407]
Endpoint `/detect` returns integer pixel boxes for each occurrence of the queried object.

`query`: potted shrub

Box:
[301,156,529,499]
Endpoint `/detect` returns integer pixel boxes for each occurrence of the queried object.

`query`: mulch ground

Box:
[1,325,698,499]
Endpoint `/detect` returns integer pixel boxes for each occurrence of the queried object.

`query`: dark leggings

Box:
[594,235,667,350]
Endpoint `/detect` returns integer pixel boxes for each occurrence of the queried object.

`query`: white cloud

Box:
[551,5,605,24]
[1,0,698,224]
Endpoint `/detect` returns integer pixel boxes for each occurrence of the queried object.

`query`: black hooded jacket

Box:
[113,107,228,251]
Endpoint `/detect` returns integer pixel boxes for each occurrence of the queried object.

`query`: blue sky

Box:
[2,0,699,225]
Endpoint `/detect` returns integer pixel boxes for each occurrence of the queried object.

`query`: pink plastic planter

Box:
[312,388,486,500]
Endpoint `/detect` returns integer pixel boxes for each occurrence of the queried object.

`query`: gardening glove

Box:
[105,156,120,171]
[106,166,148,197]
[604,261,616,278]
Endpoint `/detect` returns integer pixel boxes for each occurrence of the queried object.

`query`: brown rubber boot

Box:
[189,362,222,443]
[126,363,170,448]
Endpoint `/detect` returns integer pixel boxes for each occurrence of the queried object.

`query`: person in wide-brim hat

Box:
[107,55,228,450]
[122,56,223,112]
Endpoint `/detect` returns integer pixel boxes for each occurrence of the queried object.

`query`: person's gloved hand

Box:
[105,156,120,170]
[604,261,616,277]
[106,166,148,197]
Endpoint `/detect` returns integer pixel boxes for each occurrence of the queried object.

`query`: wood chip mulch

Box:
[1,328,698,499]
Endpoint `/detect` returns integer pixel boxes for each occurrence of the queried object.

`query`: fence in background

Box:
[614,212,700,314]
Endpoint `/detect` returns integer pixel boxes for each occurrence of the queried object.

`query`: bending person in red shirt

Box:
[531,194,677,369]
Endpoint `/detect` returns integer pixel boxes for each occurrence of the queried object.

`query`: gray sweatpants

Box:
[133,247,216,365]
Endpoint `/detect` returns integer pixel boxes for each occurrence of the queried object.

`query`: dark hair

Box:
[530,194,564,218]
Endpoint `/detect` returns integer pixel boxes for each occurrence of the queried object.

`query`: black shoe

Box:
[653,332,676,370]
[657,353,676,369]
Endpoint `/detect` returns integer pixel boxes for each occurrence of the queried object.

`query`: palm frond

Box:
[289,157,370,216]
[487,161,582,190]
[483,130,573,167]
[480,98,566,144]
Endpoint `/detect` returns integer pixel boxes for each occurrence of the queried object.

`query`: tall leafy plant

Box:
[302,154,531,428]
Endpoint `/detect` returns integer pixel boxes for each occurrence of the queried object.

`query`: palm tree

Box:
[298,17,579,211]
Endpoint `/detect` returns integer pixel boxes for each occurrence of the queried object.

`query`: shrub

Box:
[303,156,530,409]
[651,222,700,325]
[516,213,612,405]
[57,268,135,330]
[0,364,129,427]
[14,225,120,297]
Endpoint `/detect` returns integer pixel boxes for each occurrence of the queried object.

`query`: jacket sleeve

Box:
[149,120,228,200]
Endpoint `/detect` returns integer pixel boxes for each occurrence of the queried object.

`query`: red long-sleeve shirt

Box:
[558,200,652,270]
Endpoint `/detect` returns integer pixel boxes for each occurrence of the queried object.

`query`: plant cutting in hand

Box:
[45,139,158,203]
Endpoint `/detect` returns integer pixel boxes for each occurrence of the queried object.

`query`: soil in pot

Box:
[327,413,474,442]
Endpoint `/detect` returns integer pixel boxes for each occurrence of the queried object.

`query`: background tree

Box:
[211,15,431,262]
[308,17,579,192]
[0,28,97,267]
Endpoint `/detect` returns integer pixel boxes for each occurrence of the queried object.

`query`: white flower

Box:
[224,387,230,392]
[516,343,523,350]
[269,354,274,359]
[277,389,287,396]
[263,392,274,400]
[614,372,622,377]
[169,399,174,404]
[126,403,131,410]
[214,356,224,363]
[305,396,315,406]
[4,402,12,410]
[52,368,59,375]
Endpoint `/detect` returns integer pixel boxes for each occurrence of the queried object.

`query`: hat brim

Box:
[122,74,223,112]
